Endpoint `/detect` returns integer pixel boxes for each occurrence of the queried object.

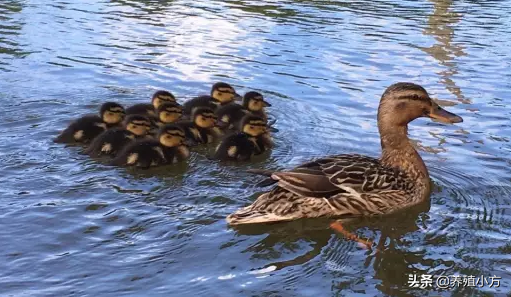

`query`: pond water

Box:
[1,0,511,296]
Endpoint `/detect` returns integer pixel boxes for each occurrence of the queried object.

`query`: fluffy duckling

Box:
[183,82,241,116]
[111,124,190,168]
[215,91,271,130]
[84,114,152,157]
[53,102,125,144]
[213,115,273,161]
[148,102,184,137]
[177,106,222,145]
[125,90,176,117]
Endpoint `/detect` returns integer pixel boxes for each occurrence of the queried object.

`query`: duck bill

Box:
[268,126,279,132]
[428,106,463,124]
[262,100,272,107]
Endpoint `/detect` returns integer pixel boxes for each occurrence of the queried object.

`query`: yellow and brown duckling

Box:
[183,82,241,116]
[177,106,222,145]
[227,82,463,226]
[148,102,184,137]
[111,124,190,168]
[213,114,273,161]
[53,102,125,144]
[84,114,152,157]
[215,91,271,130]
[125,90,176,117]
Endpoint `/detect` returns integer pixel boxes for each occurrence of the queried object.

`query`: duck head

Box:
[157,102,183,124]
[242,91,271,112]
[377,82,462,131]
[152,90,176,109]
[124,114,152,136]
[240,115,268,137]
[210,82,241,105]
[158,124,186,148]
[193,106,218,129]
[100,102,126,125]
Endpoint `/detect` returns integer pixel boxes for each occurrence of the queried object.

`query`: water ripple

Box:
[1,0,511,296]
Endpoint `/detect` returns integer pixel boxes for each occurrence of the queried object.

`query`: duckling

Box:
[147,101,184,138]
[182,82,241,116]
[53,102,125,144]
[177,106,222,145]
[84,114,152,157]
[125,90,176,117]
[110,124,190,168]
[215,91,271,130]
[213,115,273,161]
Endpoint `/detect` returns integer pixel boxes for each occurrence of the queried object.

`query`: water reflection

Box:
[421,0,470,104]
[1,0,511,296]
[0,1,26,72]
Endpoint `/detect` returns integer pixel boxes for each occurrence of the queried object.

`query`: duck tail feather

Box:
[246,169,275,176]
[226,208,294,225]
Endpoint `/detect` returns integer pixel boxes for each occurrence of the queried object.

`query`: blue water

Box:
[1,0,511,296]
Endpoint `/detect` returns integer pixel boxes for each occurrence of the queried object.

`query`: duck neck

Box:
[378,124,429,182]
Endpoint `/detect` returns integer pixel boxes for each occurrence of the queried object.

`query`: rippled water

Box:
[1,0,511,296]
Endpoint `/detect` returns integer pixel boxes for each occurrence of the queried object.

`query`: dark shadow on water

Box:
[230,199,430,264]
[0,1,27,72]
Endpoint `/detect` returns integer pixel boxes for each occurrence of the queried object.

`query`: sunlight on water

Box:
[1,0,511,296]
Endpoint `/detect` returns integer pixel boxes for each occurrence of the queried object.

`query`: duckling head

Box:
[240,115,268,137]
[101,102,126,125]
[193,107,218,129]
[124,114,152,136]
[210,82,241,105]
[152,90,176,109]
[377,82,463,134]
[157,102,183,124]
[242,91,271,112]
[158,124,186,147]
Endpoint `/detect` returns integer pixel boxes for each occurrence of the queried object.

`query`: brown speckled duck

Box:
[226,82,463,225]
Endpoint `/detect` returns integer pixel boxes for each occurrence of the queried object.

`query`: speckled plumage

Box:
[226,82,463,225]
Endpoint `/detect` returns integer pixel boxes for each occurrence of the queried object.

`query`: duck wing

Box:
[270,154,404,198]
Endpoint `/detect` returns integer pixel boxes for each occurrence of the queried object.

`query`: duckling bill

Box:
[213,115,273,161]
[53,102,125,144]
[111,124,190,168]
[84,114,152,157]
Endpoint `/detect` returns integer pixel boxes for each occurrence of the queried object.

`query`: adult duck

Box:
[226,82,463,225]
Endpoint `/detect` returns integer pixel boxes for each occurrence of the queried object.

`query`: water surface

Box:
[1,0,511,296]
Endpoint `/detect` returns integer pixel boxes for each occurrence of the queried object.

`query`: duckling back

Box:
[215,104,248,130]
[213,132,256,161]
[182,96,217,116]
[84,128,136,157]
[111,139,165,168]
[125,104,155,117]
[53,115,106,144]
